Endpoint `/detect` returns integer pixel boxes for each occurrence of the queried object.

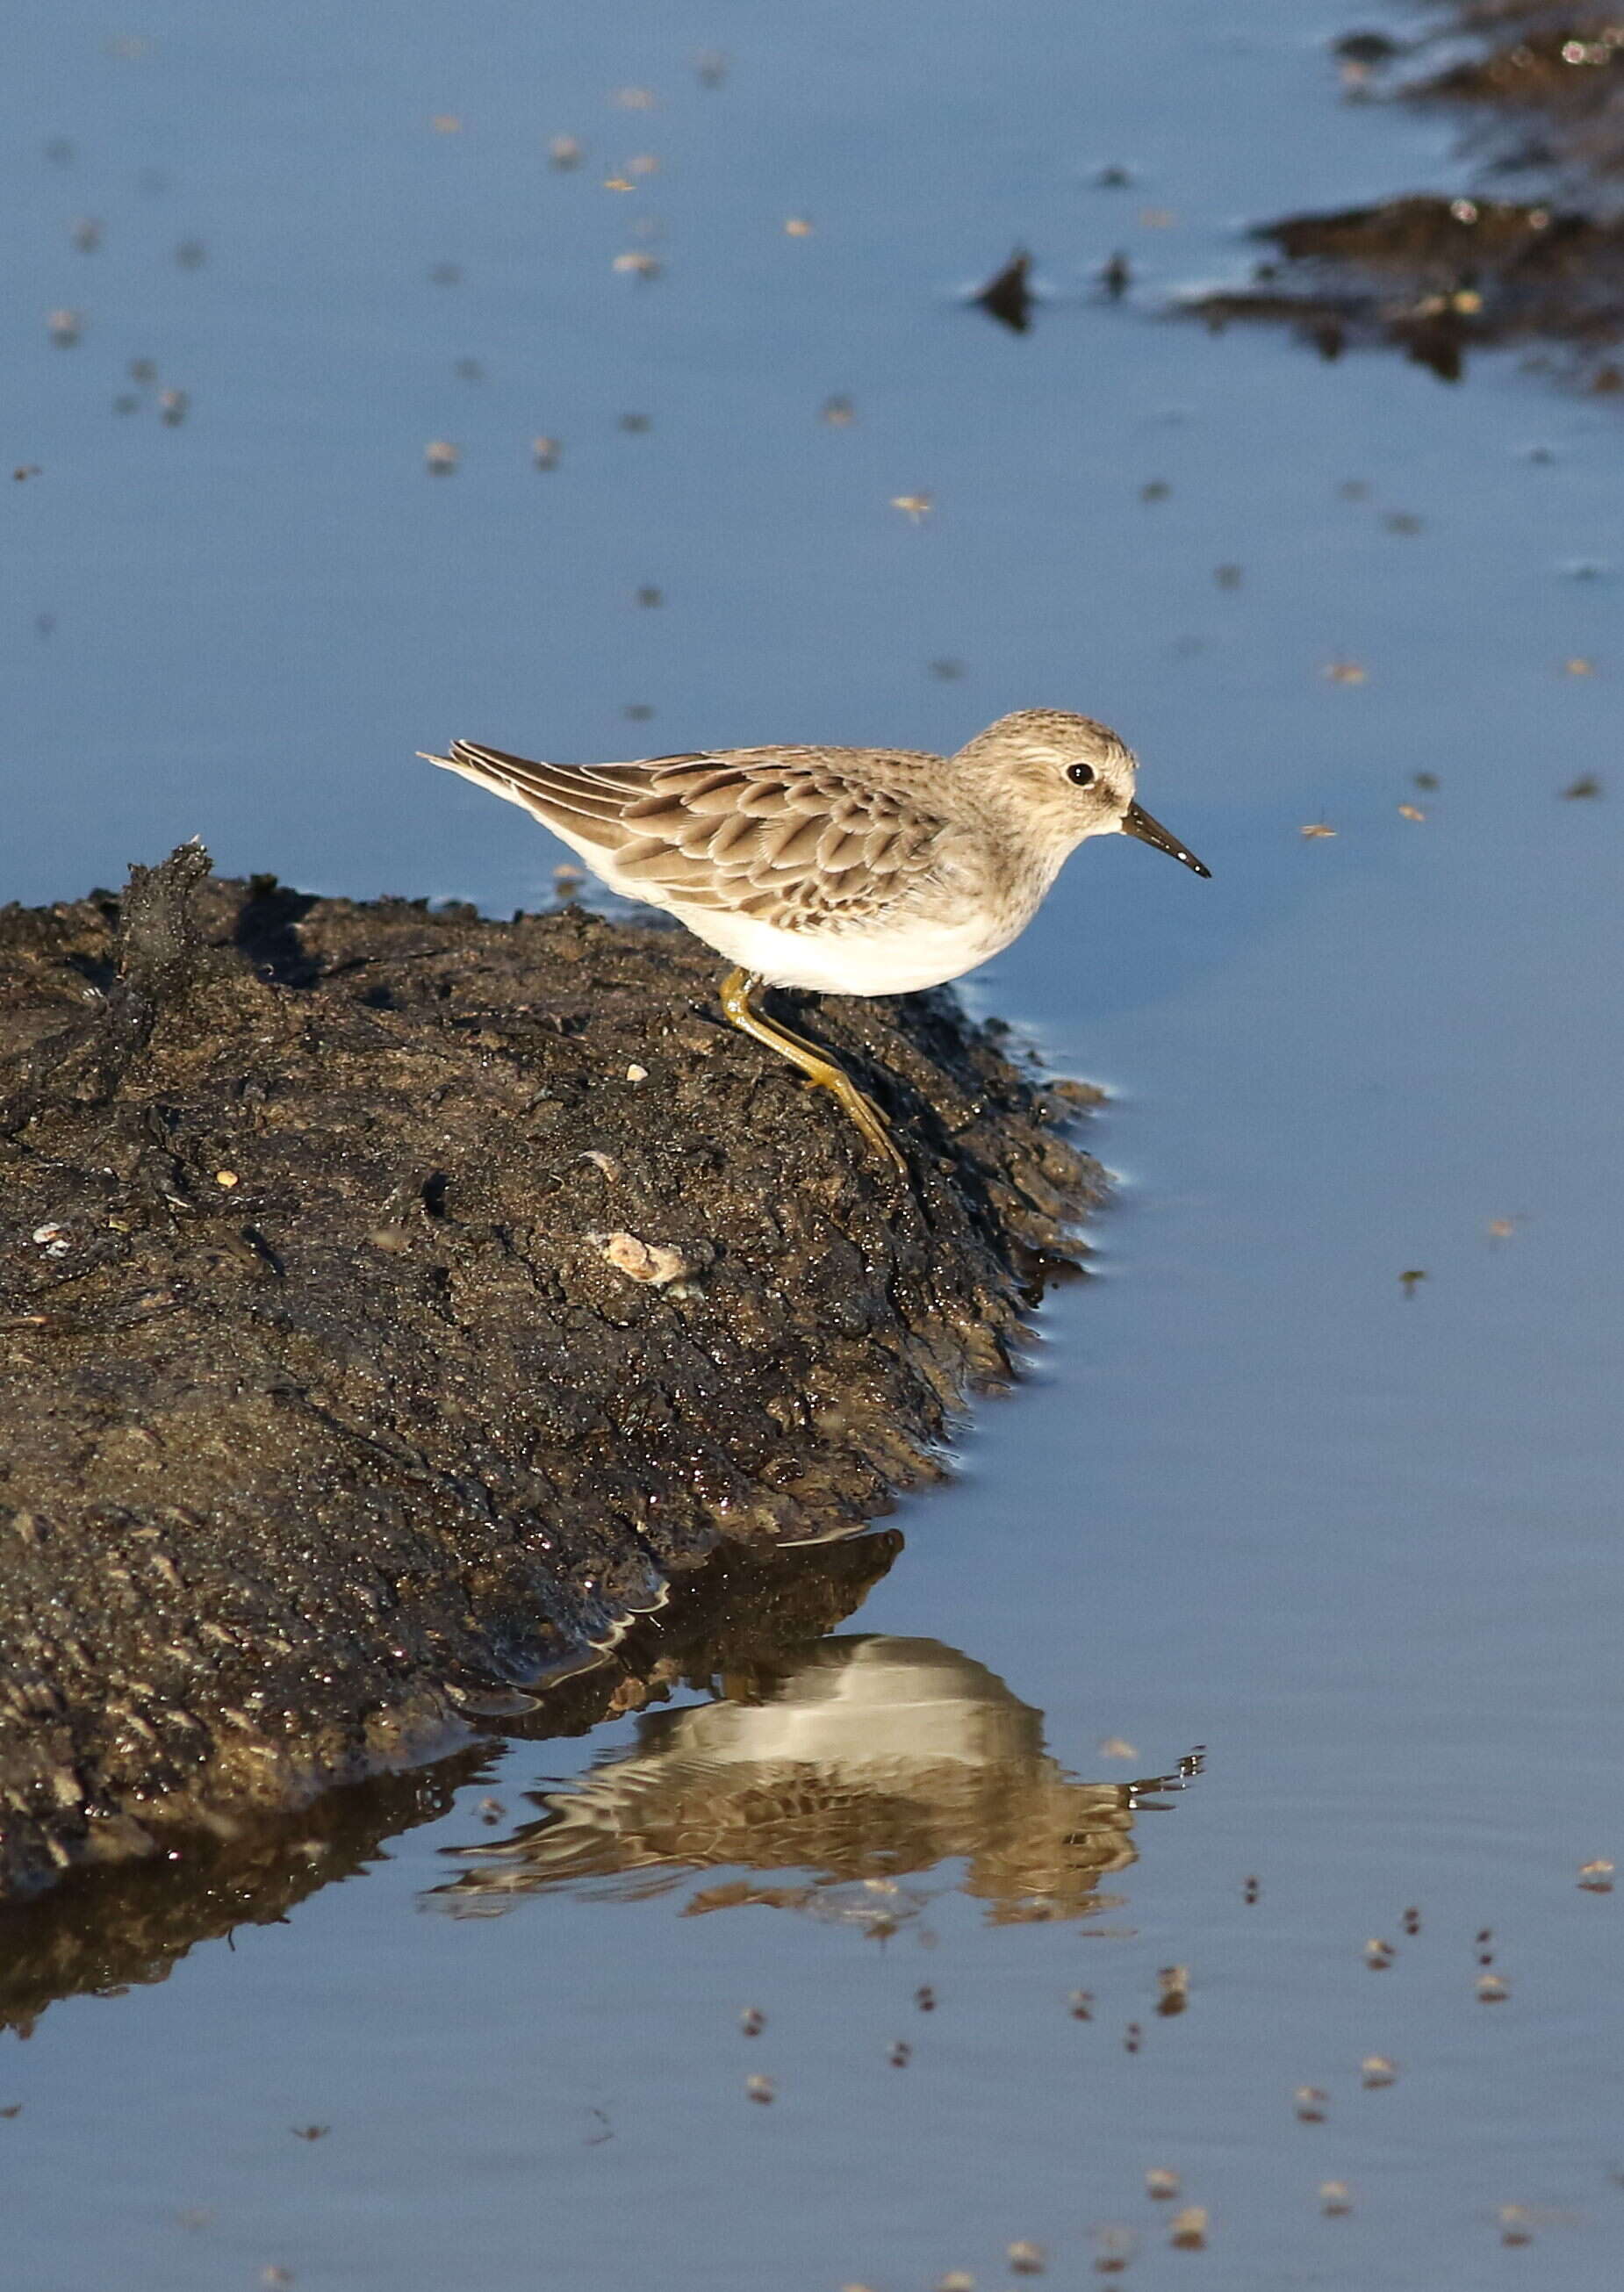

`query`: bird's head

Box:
[955,708,1210,876]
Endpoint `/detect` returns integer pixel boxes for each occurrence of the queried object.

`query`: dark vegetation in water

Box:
[0,847,1097,1905]
[1189,4,1624,385]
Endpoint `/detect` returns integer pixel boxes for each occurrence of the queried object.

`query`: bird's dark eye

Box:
[1067,762,1096,787]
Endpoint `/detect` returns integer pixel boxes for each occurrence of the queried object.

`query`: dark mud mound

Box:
[1189,6,1624,386]
[0,849,1098,1904]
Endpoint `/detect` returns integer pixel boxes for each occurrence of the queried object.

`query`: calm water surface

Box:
[4,2,1621,2286]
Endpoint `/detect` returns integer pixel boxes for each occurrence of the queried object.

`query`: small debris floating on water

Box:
[974,248,1033,333]
[1156,1965,1189,2015]
[1146,2167,1180,2201]
[1498,2204,1534,2246]
[1090,2225,1137,2274]
[1169,2207,1208,2251]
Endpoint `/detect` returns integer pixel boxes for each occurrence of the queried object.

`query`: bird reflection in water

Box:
[427,1637,1201,1927]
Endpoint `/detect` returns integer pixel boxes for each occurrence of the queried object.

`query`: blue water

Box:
[4,2,1622,2286]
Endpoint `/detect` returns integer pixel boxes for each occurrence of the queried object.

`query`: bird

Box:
[420,709,1209,1172]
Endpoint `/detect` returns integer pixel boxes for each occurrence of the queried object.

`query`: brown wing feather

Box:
[433,740,951,930]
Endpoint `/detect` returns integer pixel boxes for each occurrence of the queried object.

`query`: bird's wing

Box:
[425,741,949,924]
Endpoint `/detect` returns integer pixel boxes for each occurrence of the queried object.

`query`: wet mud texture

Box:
[0,849,1098,1905]
[1191,4,1624,385]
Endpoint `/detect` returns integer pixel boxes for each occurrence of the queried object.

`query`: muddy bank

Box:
[0,850,1098,1905]
[1189,4,1624,385]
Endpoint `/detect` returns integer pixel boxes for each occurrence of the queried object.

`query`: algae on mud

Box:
[0,846,1099,1906]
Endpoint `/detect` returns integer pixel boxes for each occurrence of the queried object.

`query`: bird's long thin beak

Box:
[1123,800,1211,878]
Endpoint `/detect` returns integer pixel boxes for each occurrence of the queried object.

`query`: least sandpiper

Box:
[421,709,1209,1170]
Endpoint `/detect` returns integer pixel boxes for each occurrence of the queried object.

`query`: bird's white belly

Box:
[673,904,1015,995]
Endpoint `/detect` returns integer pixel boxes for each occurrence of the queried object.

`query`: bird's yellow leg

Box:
[719,967,907,1174]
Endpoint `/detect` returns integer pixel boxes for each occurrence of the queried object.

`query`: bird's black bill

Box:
[1123,800,1211,877]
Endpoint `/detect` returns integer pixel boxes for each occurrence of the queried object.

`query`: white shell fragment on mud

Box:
[588,1230,715,1286]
